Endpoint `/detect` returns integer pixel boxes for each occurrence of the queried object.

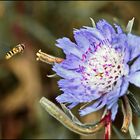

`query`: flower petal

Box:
[114,23,123,34]
[73,29,95,52]
[119,78,129,96]
[56,93,78,103]
[106,79,122,109]
[96,19,116,42]
[60,54,82,70]
[56,37,82,58]
[107,98,119,110]
[127,71,140,87]
[112,34,127,52]
[73,28,104,52]
[53,63,82,79]
[127,33,140,61]
[58,78,81,88]
[79,97,106,116]
[107,78,122,101]
[111,102,118,121]
[61,85,101,103]
[123,46,130,63]
[111,33,130,62]
[130,56,140,73]
[83,26,105,41]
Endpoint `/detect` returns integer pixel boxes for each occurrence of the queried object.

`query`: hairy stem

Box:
[104,111,111,140]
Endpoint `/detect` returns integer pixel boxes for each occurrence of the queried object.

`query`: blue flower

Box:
[53,19,140,121]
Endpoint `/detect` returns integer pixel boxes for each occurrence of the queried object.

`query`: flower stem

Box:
[104,111,111,140]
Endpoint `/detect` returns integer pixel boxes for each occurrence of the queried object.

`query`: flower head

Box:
[53,19,140,120]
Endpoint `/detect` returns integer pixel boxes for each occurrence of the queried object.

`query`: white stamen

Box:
[80,44,126,92]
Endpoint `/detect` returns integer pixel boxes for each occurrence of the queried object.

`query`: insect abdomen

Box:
[5,44,25,59]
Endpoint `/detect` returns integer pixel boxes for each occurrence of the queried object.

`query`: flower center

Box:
[79,43,125,92]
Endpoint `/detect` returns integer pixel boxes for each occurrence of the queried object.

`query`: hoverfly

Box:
[5,44,25,59]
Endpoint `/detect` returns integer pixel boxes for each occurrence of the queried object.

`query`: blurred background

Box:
[0,1,140,139]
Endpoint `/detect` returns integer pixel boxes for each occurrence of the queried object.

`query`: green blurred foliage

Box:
[0,1,140,139]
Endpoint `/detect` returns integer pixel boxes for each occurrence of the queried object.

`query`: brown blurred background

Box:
[0,1,140,139]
